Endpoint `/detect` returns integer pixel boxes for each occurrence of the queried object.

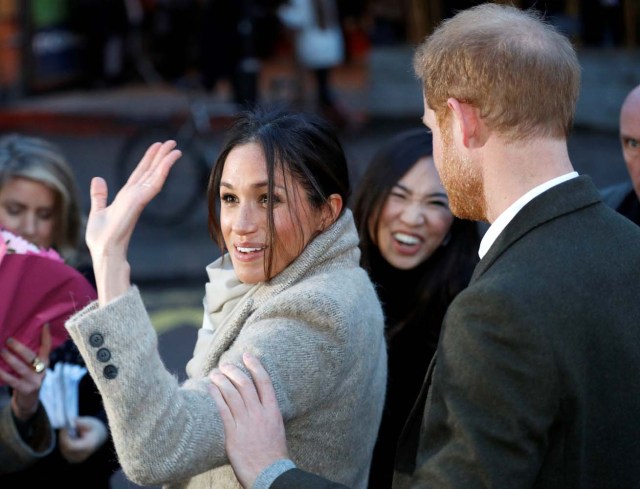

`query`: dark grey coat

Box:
[400,175,640,488]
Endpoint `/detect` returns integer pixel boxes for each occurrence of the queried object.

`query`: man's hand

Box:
[208,352,290,488]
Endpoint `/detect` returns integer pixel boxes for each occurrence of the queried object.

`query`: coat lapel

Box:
[471,175,601,283]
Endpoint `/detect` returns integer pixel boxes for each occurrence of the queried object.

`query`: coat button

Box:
[89,333,104,348]
[103,365,118,380]
[97,348,111,363]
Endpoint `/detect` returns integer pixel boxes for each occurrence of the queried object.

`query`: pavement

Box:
[0,45,636,489]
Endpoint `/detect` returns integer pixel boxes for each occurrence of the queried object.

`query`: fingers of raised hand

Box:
[128,140,182,193]
[125,141,165,184]
[89,177,109,215]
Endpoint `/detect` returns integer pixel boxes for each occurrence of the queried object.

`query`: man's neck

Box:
[481,136,575,223]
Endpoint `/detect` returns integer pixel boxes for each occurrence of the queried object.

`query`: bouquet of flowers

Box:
[0,228,97,380]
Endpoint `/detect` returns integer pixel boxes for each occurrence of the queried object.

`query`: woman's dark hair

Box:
[352,127,480,334]
[207,106,351,280]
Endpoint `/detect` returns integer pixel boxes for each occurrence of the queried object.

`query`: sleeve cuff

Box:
[253,459,297,489]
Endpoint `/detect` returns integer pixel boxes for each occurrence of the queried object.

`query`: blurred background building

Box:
[0,0,637,103]
[0,4,637,488]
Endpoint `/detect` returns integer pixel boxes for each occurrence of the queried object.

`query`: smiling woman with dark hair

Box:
[352,128,480,489]
[64,107,387,489]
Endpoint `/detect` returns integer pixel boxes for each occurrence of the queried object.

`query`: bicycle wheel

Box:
[117,125,211,226]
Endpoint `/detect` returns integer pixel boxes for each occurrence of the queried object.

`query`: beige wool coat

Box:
[66,210,387,489]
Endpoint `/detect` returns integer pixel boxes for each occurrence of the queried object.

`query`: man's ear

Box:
[447,98,486,148]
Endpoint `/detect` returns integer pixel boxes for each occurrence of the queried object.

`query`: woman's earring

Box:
[441,232,451,247]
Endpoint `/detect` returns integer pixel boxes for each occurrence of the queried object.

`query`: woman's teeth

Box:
[393,233,420,245]
[237,246,264,253]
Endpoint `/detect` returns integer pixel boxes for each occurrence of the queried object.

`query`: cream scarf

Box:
[185,255,259,378]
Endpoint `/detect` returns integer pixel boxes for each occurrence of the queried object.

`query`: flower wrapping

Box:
[0,229,96,381]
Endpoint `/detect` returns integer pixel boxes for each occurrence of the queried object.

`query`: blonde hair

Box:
[0,134,82,262]
[413,3,581,141]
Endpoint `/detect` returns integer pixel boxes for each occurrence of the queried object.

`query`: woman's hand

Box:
[0,324,51,421]
[86,140,181,305]
[208,352,290,488]
[59,416,109,463]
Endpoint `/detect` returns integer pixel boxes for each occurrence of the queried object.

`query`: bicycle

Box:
[116,90,239,225]
[116,0,280,226]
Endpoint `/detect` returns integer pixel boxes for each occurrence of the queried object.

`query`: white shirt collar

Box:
[478,172,579,258]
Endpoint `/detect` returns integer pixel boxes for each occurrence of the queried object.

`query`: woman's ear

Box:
[321,194,343,229]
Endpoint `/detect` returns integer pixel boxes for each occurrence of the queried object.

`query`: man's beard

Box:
[439,128,487,222]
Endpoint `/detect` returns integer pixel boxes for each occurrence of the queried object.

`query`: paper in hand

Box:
[40,362,87,436]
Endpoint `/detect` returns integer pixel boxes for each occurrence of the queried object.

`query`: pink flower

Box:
[1,228,63,263]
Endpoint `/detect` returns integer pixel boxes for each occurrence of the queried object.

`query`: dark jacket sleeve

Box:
[272,468,351,489]
[0,402,54,474]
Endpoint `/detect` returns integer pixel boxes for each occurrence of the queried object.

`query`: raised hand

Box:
[208,352,290,488]
[0,324,51,420]
[86,140,181,305]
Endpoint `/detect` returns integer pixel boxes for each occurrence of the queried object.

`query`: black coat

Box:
[367,249,470,489]
[397,176,640,488]
[273,176,640,489]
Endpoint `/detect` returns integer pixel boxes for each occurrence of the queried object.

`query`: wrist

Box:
[252,459,296,489]
[12,395,39,421]
[92,256,132,306]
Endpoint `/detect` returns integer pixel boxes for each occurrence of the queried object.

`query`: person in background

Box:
[209,3,640,489]
[0,326,54,474]
[601,83,640,225]
[278,0,351,128]
[0,134,119,489]
[351,128,479,489]
[64,107,386,489]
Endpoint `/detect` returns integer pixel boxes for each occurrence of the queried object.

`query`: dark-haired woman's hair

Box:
[207,106,351,280]
[352,127,480,333]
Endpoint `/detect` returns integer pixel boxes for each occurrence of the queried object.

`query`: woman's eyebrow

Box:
[220,181,269,189]
[393,183,448,199]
